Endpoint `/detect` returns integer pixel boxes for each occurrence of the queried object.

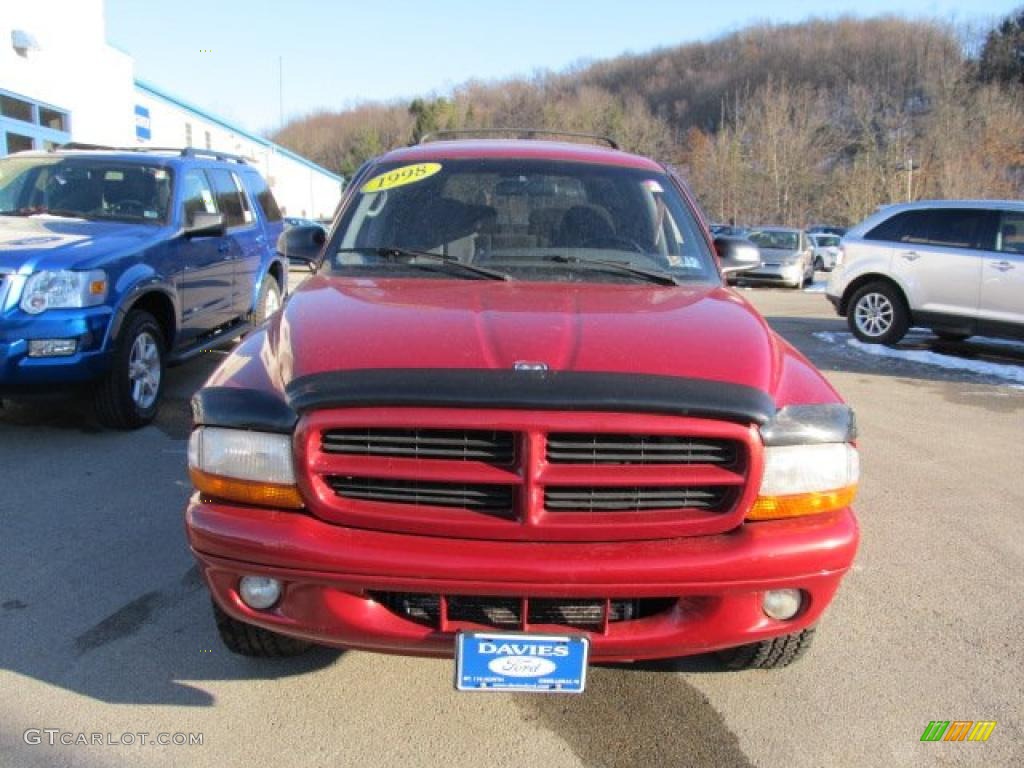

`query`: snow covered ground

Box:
[813,331,1024,387]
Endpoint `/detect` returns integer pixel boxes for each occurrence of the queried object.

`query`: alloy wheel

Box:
[128,331,161,409]
[853,292,894,338]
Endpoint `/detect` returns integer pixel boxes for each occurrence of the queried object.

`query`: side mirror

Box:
[277,224,326,264]
[714,236,761,275]
[184,211,226,238]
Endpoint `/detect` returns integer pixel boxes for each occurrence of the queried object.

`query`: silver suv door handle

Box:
[991,260,1015,272]
[900,251,921,261]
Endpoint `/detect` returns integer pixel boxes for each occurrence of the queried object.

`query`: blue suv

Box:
[0,145,291,428]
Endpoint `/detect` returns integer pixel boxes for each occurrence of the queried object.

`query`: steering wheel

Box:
[581,234,647,254]
[111,199,146,216]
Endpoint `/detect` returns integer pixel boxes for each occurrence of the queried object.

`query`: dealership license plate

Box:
[455,632,589,693]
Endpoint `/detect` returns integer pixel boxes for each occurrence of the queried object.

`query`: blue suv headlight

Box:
[20,270,108,314]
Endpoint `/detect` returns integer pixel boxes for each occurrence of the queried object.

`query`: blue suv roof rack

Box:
[56,143,249,164]
[180,147,249,164]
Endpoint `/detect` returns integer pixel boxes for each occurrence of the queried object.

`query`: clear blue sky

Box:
[106,0,1016,135]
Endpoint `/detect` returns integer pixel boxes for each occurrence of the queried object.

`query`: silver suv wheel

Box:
[847,281,909,344]
[853,292,894,338]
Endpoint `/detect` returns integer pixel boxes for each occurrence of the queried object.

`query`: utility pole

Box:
[906,157,913,202]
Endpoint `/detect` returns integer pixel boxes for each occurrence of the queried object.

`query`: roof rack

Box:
[416,129,619,150]
[56,143,248,164]
[180,147,249,164]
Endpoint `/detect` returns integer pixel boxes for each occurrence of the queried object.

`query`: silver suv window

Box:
[865,208,995,250]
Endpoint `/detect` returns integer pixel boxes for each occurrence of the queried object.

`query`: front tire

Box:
[212,601,312,657]
[252,276,282,326]
[94,310,165,429]
[848,282,909,344]
[718,627,816,670]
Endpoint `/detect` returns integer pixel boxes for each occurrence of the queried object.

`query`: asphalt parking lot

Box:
[1,276,1021,768]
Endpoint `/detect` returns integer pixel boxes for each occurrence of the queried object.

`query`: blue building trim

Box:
[133,79,343,183]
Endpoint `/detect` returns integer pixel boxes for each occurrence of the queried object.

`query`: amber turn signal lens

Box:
[747,485,857,521]
[189,467,304,509]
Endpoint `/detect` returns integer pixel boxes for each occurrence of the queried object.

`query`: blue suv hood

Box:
[0,216,168,273]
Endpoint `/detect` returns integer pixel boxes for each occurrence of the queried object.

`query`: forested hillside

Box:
[272,14,1024,226]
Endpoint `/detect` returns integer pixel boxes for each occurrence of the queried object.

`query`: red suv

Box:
[185,134,859,684]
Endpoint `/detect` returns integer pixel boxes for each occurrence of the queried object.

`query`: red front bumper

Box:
[186,497,858,662]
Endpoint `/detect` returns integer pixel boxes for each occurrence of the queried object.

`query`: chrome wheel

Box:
[128,331,161,409]
[264,285,281,315]
[853,292,894,338]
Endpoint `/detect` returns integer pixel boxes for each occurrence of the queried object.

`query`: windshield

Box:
[814,235,840,247]
[748,230,799,250]
[328,158,717,283]
[0,156,173,224]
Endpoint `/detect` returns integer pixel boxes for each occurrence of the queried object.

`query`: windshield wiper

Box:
[541,254,681,286]
[336,247,512,281]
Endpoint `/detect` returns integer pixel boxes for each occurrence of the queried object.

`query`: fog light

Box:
[763,589,803,620]
[28,338,78,357]
[238,576,282,610]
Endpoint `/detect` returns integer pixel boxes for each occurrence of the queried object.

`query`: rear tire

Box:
[718,627,816,670]
[94,310,165,429]
[848,281,909,345]
[212,601,312,657]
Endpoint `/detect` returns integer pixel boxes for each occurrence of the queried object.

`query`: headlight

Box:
[749,404,859,520]
[188,427,303,509]
[20,269,108,314]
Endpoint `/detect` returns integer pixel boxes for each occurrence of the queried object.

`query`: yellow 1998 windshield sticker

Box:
[361,163,442,194]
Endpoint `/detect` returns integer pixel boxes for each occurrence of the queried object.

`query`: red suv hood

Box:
[252,276,785,394]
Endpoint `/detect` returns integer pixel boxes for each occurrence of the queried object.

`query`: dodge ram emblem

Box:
[514,361,548,372]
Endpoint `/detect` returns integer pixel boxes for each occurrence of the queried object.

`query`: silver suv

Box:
[826,200,1024,344]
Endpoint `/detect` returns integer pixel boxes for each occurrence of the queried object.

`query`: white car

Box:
[826,200,1024,344]
[809,233,841,271]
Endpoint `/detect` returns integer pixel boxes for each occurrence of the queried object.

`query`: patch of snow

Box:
[813,331,1024,387]
[803,281,828,294]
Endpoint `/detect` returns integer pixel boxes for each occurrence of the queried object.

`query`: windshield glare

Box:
[330,159,717,283]
[0,156,172,224]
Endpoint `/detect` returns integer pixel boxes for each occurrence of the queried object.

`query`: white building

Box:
[1,0,342,219]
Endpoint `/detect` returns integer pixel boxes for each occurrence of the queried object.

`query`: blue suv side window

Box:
[245,172,283,222]
[181,169,217,223]
[208,169,248,229]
